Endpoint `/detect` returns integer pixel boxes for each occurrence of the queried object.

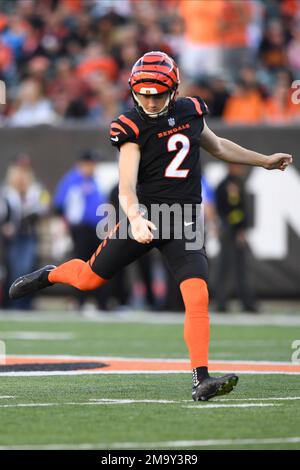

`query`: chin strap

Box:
[132,90,175,118]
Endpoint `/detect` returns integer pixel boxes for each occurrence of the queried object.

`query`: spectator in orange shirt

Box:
[220,0,252,80]
[223,79,264,125]
[61,0,84,14]
[264,75,300,124]
[280,0,300,25]
[77,43,118,82]
[178,0,225,78]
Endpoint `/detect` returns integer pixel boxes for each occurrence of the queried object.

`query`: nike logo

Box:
[111,136,119,142]
[184,221,194,227]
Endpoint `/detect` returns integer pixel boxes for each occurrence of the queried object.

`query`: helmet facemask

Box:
[128,51,180,120]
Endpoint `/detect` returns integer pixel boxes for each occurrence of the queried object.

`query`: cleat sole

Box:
[215,375,239,397]
[194,375,239,402]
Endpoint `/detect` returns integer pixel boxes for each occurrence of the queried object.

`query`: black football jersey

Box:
[110,96,208,205]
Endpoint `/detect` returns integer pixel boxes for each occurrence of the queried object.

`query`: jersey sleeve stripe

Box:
[110,122,128,135]
[119,115,140,138]
[187,97,203,116]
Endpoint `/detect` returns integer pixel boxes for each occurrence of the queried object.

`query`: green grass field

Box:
[0,311,300,450]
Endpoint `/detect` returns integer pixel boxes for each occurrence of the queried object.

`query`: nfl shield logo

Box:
[168,117,175,127]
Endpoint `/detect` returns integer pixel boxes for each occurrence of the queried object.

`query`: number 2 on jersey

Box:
[165,134,190,178]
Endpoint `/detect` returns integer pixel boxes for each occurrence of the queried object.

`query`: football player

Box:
[9,52,292,401]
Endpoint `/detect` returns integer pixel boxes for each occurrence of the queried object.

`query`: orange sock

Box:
[179,278,210,369]
[48,259,107,291]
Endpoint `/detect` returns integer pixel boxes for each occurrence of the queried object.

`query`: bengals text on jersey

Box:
[110,96,208,207]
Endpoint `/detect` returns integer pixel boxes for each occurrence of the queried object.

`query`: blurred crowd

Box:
[0,0,300,126]
[0,151,257,313]
[0,154,50,309]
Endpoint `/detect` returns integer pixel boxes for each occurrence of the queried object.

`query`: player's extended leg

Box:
[9,218,154,300]
[159,240,238,401]
[9,257,108,300]
[48,259,106,290]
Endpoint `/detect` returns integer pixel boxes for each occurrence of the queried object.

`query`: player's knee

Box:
[180,278,209,312]
[75,263,106,291]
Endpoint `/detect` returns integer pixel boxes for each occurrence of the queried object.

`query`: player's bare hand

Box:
[130,215,157,244]
[264,153,293,171]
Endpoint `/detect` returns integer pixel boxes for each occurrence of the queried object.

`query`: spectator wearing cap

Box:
[53,150,108,310]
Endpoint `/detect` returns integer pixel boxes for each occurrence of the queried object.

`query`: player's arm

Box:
[200,120,293,171]
[118,142,141,221]
[118,142,156,244]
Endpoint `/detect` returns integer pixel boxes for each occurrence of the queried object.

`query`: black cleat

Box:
[9,265,56,299]
[192,374,239,401]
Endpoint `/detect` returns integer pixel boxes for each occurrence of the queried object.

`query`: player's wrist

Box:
[261,155,271,169]
[128,212,143,224]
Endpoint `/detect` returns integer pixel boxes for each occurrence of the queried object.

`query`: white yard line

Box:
[1,356,300,376]
[0,332,74,340]
[1,311,300,326]
[0,401,277,409]
[183,403,276,409]
[216,396,300,402]
[0,437,300,450]
[210,339,288,346]
[89,396,300,403]
[89,398,190,404]
[0,397,298,406]
[1,370,300,377]
[4,354,300,365]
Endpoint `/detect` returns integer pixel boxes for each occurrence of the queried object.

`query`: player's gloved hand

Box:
[130,215,157,244]
[264,153,293,171]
